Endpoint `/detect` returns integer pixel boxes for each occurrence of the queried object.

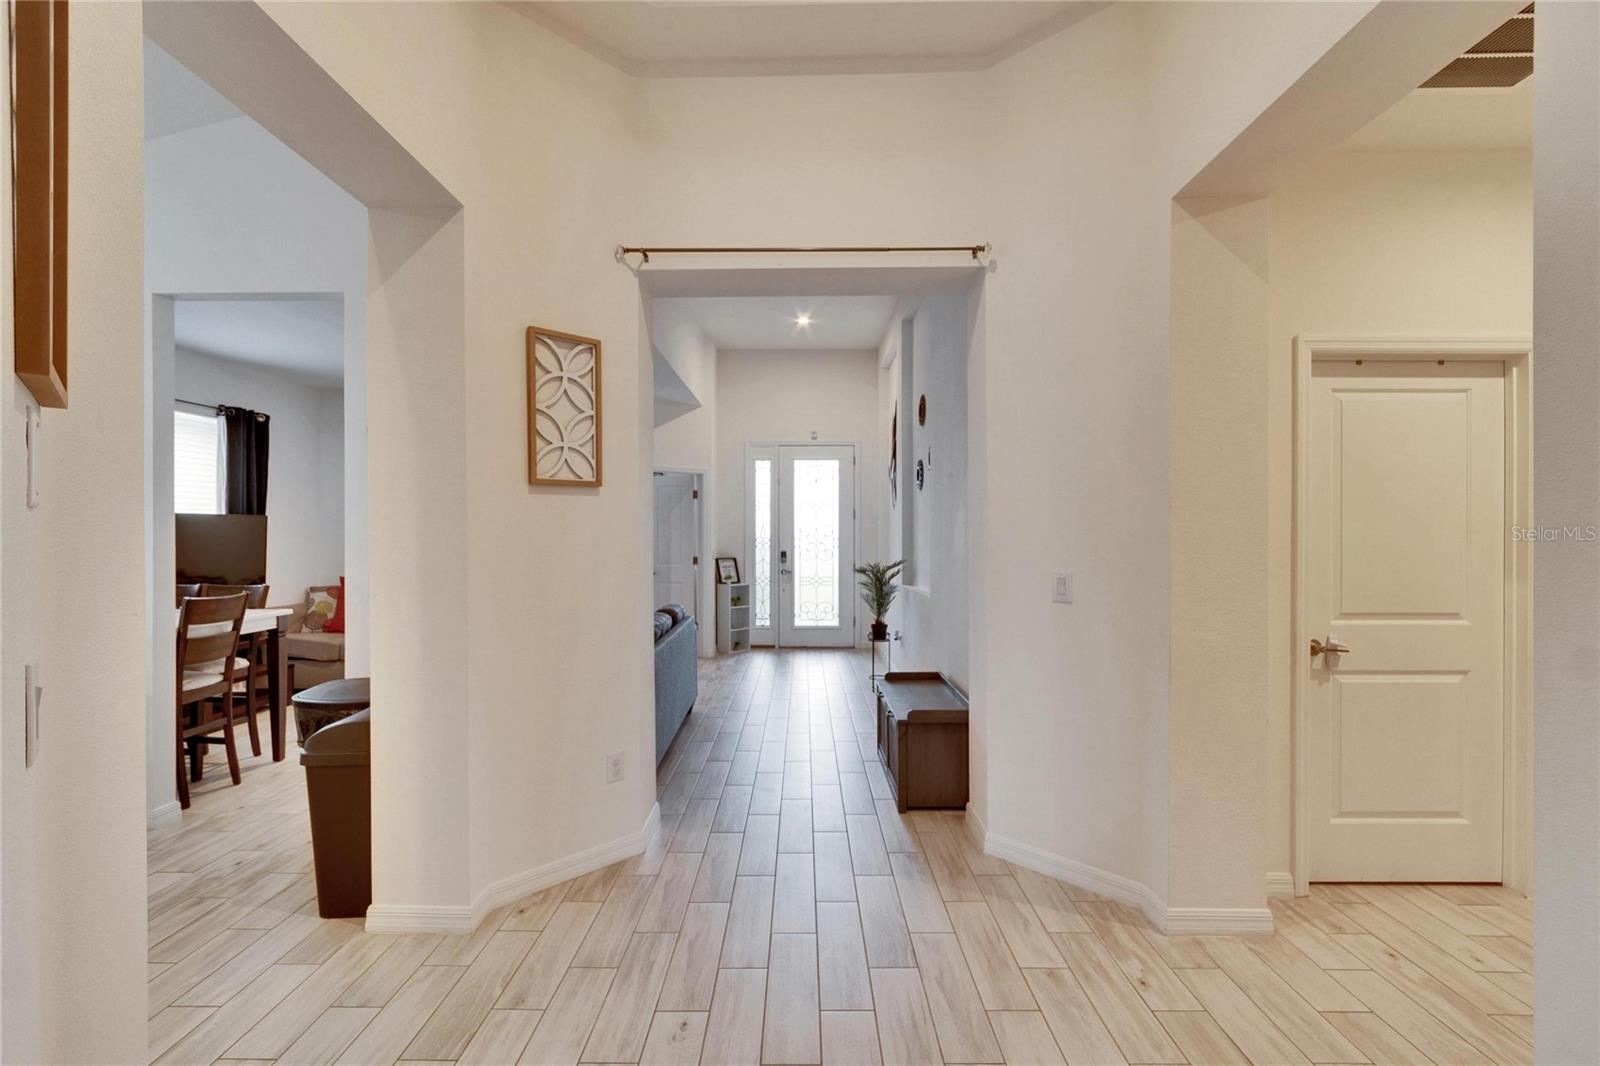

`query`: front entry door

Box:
[1306,360,1505,882]
[748,445,856,647]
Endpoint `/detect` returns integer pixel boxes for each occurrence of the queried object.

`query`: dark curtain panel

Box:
[222,406,270,515]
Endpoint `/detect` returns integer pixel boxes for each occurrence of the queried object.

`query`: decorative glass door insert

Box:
[752,458,773,630]
[790,459,841,627]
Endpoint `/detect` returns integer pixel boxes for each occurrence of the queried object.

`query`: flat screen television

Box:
[175,514,268,585]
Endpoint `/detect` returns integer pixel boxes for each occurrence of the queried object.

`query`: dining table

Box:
[176,606,295,761]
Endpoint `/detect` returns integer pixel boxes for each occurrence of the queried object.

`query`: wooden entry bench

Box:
[876,671,969,811]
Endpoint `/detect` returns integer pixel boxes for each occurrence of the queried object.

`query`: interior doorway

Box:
[746,443,858,648]
[652,470,702,619]
[642,261,982,679]
[1293,339,1532,890]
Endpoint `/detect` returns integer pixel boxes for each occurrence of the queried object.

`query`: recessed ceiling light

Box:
[794,313,812,328]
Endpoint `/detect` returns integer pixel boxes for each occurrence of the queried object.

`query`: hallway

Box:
[147,649,1533,1064]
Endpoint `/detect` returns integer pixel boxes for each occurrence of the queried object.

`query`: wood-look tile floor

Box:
[148,648,1534,1064]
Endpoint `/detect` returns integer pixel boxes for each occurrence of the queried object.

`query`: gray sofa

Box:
[654,605,698,764]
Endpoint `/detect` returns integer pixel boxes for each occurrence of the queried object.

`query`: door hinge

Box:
[693,555,699,566]
[692,489,699,499]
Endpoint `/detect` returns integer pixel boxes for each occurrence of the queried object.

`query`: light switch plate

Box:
[24,664,40,768]
[26,406,41,509]
[1052,571,1073,604]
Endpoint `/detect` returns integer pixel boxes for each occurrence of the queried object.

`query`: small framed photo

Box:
[716,557,741,584]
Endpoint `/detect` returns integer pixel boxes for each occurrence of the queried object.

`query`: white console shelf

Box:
[718,582,751,654]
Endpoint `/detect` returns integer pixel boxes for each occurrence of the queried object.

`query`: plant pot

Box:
[870,619,889,642]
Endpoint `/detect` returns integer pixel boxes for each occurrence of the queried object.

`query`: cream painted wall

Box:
[173,348,345,598]
[652,301,717,475]
[1264,147,1533,881]
[1170,198,1271,914]
[980,5,1174,902]
[1532,2,1600,1056]
[0,5,148,1061]
[715,349,881,644]
[878,293,972,692]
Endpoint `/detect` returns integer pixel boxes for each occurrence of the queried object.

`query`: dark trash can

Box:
[300,708,371,918]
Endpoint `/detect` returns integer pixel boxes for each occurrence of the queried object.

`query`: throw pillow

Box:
[326,576,346,634]
[303,585,339,632]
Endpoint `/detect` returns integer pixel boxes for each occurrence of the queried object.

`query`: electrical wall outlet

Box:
[1052,571,1073,604]
[606,751,624,784]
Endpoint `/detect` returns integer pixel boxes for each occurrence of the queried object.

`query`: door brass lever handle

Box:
[1310,637,1351,657]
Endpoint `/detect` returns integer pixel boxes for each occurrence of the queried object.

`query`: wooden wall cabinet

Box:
[10,0,70,408]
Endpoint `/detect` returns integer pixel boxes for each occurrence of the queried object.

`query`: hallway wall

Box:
[878,292,973,693]
[0,5,148,1061]
[1531,2,1600,1055]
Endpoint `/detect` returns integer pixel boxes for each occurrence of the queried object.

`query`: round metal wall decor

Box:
[917,394,927,425]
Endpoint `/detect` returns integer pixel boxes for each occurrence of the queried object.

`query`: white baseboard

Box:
[1164,906,1276,935]
[366,803,660,935]
[1265,871,1296,898]
[963,802,988,849]
[981,827,1169,931]
[148,800,182,830]
[977,822,1276,935]
[363,903,477,935]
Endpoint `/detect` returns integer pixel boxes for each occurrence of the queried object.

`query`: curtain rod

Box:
[615,243,990,264]
[176,398,269,421]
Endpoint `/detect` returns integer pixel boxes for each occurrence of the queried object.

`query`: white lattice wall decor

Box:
[526,326,603,486]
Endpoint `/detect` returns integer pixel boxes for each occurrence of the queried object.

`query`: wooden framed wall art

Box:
[527,325,602,486]
[9,0,70,408]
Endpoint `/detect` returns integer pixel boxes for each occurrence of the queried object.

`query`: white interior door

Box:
[1306,361,1505,882]
[653,473,699,614]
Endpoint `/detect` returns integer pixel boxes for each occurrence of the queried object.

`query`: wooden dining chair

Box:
[175,582,202,607]
[200,583,269,758]
[176,592,249,809]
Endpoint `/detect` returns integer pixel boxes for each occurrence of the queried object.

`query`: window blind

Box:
[174,409,224,514]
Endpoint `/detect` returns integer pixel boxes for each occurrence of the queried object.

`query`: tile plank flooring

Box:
[149,648,1533,1064]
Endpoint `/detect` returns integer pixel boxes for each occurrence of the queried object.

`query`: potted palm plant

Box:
[855,560,905,643]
